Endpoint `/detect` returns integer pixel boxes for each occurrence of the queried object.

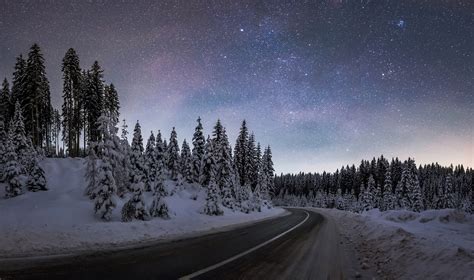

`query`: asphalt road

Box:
[0,208,350,280]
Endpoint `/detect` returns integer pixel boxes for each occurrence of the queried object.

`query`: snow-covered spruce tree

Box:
[203,171,224,216]
[239,184,253,213]
[201,136,216,186]
[167,127,180,181]
[407,159,423,212]
[362,175,376,211]
[61,48,82,157]
[382,168,395,211]
[144,131,156,192]
[128,121,145,191]
[212,122,237,210]
[335,188,345,210]
[154,131,168,194]
[374,184,382,209]
[0,118,7,182]
[461,190,473,214]
[122,177,147,222]
[84,145,99,199]
[246,133,258,188]
[395,162,411,209]
[444,173,456,209]
[149,139,169,219]
[256,149,270,209]
[251,182,263,212]
[4,137,26,198]
[263,146,275,198]
[180,139,193,183]
[234,120,249,186]
[9,102,32,167]
[27,157,47,192]
[122,121,147,222]
[92,114,123,221]
[114,119,131,197]
[149,176,169,218]
[191,117,205,184]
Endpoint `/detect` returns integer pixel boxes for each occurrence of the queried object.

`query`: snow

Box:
[0,158,285,258]
[316,208,474,279]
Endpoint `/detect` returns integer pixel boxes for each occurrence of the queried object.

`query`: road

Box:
[0,208,352,280]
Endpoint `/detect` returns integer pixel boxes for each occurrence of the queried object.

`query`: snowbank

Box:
[316,208,474,280]
[0,158,285,258]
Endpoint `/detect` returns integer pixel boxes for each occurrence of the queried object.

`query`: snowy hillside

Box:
[317,208,474,279]
[0,158,284,258]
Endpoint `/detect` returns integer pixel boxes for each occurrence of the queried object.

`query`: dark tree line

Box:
[0,44,52,152]
[273,156,473,213]
[0,44,118,158]
[61,49,120,157]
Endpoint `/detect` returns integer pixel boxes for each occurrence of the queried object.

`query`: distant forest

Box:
[273,155,473,213]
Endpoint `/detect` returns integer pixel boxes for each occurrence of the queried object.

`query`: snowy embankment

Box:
[316,208,474,279]
[0,158,285,258]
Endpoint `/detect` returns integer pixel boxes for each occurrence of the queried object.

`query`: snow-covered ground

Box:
[316,208,474,279]
[0,158,285,258]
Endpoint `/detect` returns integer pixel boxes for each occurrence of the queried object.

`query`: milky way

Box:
[0,0,472,172]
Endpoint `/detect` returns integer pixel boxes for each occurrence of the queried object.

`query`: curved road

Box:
[0,208,350,280]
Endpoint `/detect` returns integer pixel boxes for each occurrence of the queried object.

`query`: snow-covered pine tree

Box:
[407,159,423,212]
[122,121,147,221]
[84,145,99,199]
[0,78,11,131]
[11,55,26,123]
[201,136,216,186]
[121,177,147,222]
[460,190,473,214]
[129,121,145,190]
[4,137,26,198]
[263,146,275,198]
[444,173,456,209]
[149,175,169,218]
[395,162,410,209]
[374,184,382,209]
[149,136,169,219]
[167,127,180,181]
[212,122,237,210]
[154,130,166,186]
[180,139,193,183]
[191,117,205,184]
[27,157,47,192]
[94,158,117,221]
[144,131,156,192]
[103,83,120,119]
[92,113,123,220]
[114,119,131,197]
[335,188,345,210]
[84,61,104,143]
[61,48,82,157]
[203,171,224,216]
[246,133,258,188]
[0,117,7,182]
[382,168,395,211]
[23,44,52,149]
[234,120,249,186]
[9,102,31,166]
[252,183,263,212]
[239,184,253,213]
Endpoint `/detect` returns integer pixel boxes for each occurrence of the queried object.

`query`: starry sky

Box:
[0,0,472,173]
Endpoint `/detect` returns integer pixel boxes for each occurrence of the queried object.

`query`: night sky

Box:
[0,1,472,173]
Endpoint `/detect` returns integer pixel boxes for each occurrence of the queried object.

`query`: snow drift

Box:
[0,158,284,258]
[316,208,474,279]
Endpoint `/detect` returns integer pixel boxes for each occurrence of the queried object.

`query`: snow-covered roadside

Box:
[316,208,474,280]
[0,158,285,258]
